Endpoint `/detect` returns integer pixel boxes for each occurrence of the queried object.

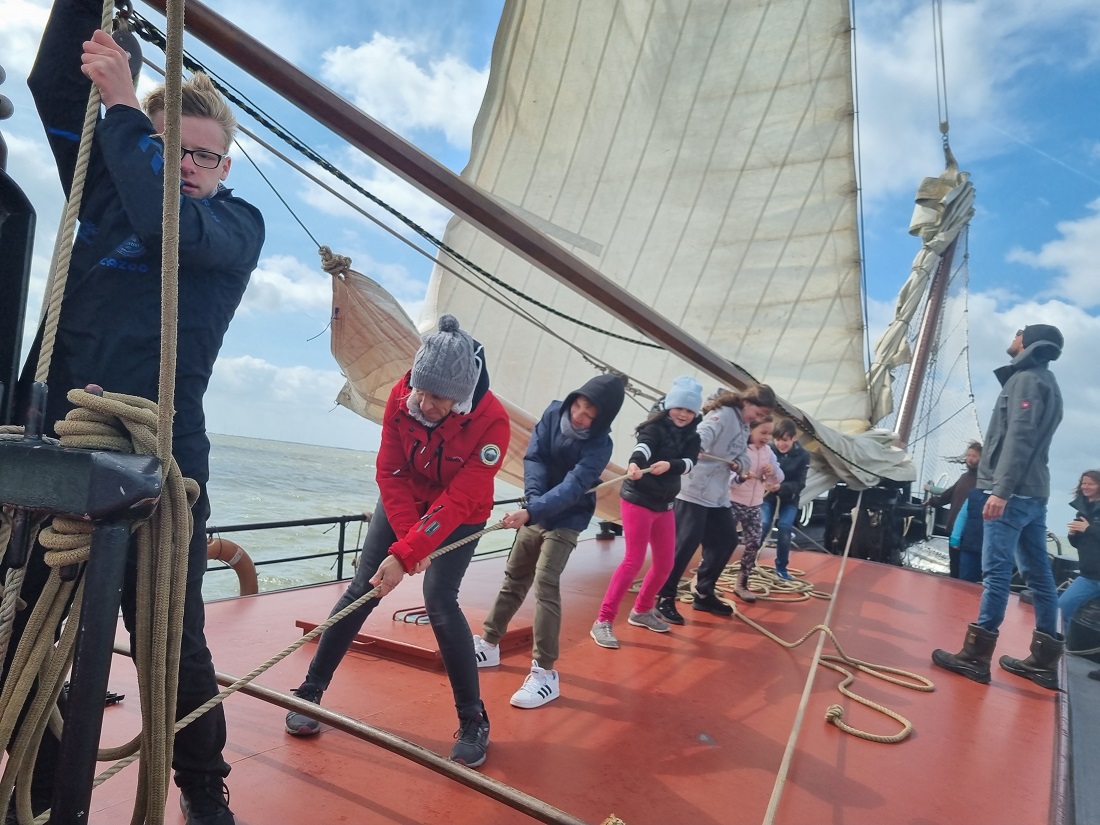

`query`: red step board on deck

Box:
[295,608,532,670]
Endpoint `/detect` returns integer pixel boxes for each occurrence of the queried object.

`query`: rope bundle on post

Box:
[0,389,196,825]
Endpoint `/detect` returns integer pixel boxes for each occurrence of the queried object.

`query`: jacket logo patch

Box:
[116,234,147,259]
[424,521,440,536]
[480,444,501,465]
[1020,401,1030,409]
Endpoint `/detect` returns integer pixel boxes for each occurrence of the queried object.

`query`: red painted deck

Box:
[86,540,1058,825]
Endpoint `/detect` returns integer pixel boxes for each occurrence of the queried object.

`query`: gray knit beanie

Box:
[410,314,479,401]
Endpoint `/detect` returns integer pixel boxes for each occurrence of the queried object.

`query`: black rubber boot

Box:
[998,629,1064,691]
[931,623,999,684]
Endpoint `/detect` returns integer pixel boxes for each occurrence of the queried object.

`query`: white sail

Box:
[418,0,913,495]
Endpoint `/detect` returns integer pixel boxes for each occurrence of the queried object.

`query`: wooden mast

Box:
[894,238,958,445]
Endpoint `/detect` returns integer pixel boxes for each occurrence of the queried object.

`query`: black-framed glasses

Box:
[180,146,226,169]
[151,134,227,169]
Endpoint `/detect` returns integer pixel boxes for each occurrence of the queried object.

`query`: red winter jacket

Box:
[376,372,511,571]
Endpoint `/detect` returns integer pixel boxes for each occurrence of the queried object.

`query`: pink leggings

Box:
[598,499,676,623]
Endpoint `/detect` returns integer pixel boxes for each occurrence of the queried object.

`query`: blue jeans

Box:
[1059,575,1100,631]
[976,496,1058,635]
[760,498,799,571]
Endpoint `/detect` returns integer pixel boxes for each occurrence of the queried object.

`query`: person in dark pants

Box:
[949,488,989,584]
[932,325,1065,691]
[654,385,775,624]
[4,3,264,823]
[284,315,510,770]
[925,441,982,578]
[759,418,810,581]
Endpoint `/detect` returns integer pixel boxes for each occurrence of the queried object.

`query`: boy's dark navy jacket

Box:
[523,375,625,531]
[620,412,702,512]
[22,0,265,486]
[764,440,810,506]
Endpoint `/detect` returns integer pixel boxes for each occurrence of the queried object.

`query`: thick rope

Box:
[92,521,506,784]
[34,2,115,382]
[0,390,195,825]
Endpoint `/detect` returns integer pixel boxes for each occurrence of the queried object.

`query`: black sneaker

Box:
[285,686,323,736]
[178,777,235,825]
[450,710,490,768]
[656,597,685,625]
[692,591,734,616]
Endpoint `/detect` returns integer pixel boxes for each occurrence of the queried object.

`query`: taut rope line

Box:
[755,491,935,825]
[92,521,506,784]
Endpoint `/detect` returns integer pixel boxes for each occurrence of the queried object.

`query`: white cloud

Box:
[239,254,331,314]
[0,0,48,77]
[206,354,381,450]
[320,33,489,149]
[1005,199,1100,308]
[855,0,1100,206]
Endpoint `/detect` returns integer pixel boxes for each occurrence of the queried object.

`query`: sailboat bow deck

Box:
[89,540,1062,825]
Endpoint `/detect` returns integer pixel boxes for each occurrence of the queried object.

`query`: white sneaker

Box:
[509,661,560,708]
[473,635,500,668]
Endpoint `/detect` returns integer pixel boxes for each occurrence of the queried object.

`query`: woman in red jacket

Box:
[283,315,510,768]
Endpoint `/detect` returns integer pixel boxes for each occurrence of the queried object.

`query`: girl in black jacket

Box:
[591,377,702,649]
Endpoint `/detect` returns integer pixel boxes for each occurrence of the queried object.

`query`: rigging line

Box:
[136,67,663,397]
[232,141,319,248]
[126,12,664,351]
[932,0,950,133]
[905,402,975,448]
[849,0,872,374]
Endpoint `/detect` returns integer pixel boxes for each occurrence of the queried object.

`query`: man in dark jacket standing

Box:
[474,375,625,708]
[932,324,1065,690]
[924,441,982,578]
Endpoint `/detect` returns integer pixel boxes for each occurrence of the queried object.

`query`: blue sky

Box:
[2,0,1099,531]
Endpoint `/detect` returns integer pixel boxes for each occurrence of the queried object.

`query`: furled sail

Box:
[867,159,976,423]
[416,0,912,497]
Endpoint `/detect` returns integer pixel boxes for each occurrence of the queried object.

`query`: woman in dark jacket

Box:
[1059,470,1100,628]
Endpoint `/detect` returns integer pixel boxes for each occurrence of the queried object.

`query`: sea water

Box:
[202,433,523,600]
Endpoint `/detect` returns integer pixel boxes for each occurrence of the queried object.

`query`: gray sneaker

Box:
[628,608,671,633]
[590,621,620,649]
[285,686,323,736]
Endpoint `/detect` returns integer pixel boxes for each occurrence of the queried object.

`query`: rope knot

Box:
[825,704,844,723]
[318,245,352,279]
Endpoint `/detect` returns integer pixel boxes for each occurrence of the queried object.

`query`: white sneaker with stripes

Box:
[473,635,500,668]
[509,661,560,708]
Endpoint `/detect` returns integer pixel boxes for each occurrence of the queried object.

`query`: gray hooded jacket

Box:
[977,340,1063,499]
[677,404,750,508]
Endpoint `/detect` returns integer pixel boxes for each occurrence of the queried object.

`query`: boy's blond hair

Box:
[143,72,237,151]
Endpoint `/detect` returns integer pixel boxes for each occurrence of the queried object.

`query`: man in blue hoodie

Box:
[474,375,625,708]
[932,324,1064,691]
